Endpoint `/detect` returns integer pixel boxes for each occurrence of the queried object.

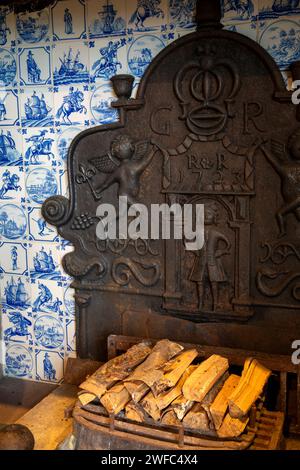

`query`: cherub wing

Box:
[89,152,119,174]
[132,141,150,161]
[270,139,288,163]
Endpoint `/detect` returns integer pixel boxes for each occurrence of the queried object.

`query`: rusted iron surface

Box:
[43,0,300,362]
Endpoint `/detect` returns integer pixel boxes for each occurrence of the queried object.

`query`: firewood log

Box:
[140,391,161,421]
[228,359,271,419]
[217,412,249,438]
[210,374,240,430]
[161,410,181,427]
[79,342,152,398]
[182,355,229,402]
[78,391,97,406]
[124,339,183,402]
[183,404,210,432]
[152,349,198,396]
[125,401,148,423]
[171,395,194,421]
[100,383,131,415]
[155,366,196,411]
[201,372,229,423]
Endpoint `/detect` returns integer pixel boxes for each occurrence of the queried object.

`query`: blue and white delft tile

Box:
[259,18,300,69]
[66,318,76,351]
[0,89,19,127]
[23,128,56,166]
[16,8,50,44]
[56,126,82,163]
[0,274,31,311]
[169,0,196,30]
[31,278,64,316]
[35,349,64,383]
[0,202,27,241]
[89,37,127,83]
[89,82,119,125]
[5,343,34,378]
[20,87,54,127]
[259,0,300,19]
[59,168,70,199]
[28,242,62,281]
[127,34,166,79]
[0,242,28,276]
[28,206,59,242]
[52,0,87,41]
[52,41,89,86]
[0,166,24,201]
[33,314,64,350]
[225,20,259,41]
[88,0,127,38]
[222,0,258,23]
[2,309,33,344]
[54,84,90,126]
[0,128,23,166]
[0,6,16,47]
[25,166,58,205]
[63,283,75,316]
[18,46,51,86]
[0,48,17,87]
[127,0,168,33]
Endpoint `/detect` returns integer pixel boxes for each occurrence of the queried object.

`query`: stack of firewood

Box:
[78,340,271,439]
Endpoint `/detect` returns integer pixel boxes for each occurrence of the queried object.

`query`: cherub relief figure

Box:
[261,129,300,238]
[89,134,158,205]
[189,203,231,312]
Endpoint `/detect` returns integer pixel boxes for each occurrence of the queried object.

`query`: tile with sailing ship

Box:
[16,8,50,44]
[0,48,17,87]
[0,6,16,47]
[89,37,127,83]
[28,242,62,281]
[54,84,90,127]
[25,166,59,205]
[259,17,300,69]
[259,0,300,19]
[89,82,119,125]
[52,0,86,41]
[0,241,28,276]
[18,46,51,86]
[33,314,64,350]
[28,206,59,242]
[56,126,82,164]
[53,41,89,86]
[127,0,168,33]
[5,344,34,378]
[0,128,23,167]
[222,0,258,23]
[22,128,56,167]
[2,310,33,344]
[31,278,64,316]
[20,87,54,128]
[35,349,64,383]
[127,33,166,79]
[169,0,196,30]
[0,89,19,127]
[0,166,24,202]
[0,273,31,312]
[66,318,76,351]
[88,0,127,38]
[0,201,27,241]
[63,283,75,317]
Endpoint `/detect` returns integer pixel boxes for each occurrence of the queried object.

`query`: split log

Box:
[78,392,97,406]
[171,395,194,421]
[182,355,229,402]
[155,366,196,411]
[183,404,211,433]
[152,349,198,396]
[79,342,152,398]
[228,359,271,419]
[125,402,148,423]
[124,339,183,403]
[161,410,181,427]
[210,374,240,430]
[201,372,229,424]
[140,391,161,421]
[217,412,249,439]
[100,383,131,415]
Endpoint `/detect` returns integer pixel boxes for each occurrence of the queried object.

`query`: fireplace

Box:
[42,0,300,440]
